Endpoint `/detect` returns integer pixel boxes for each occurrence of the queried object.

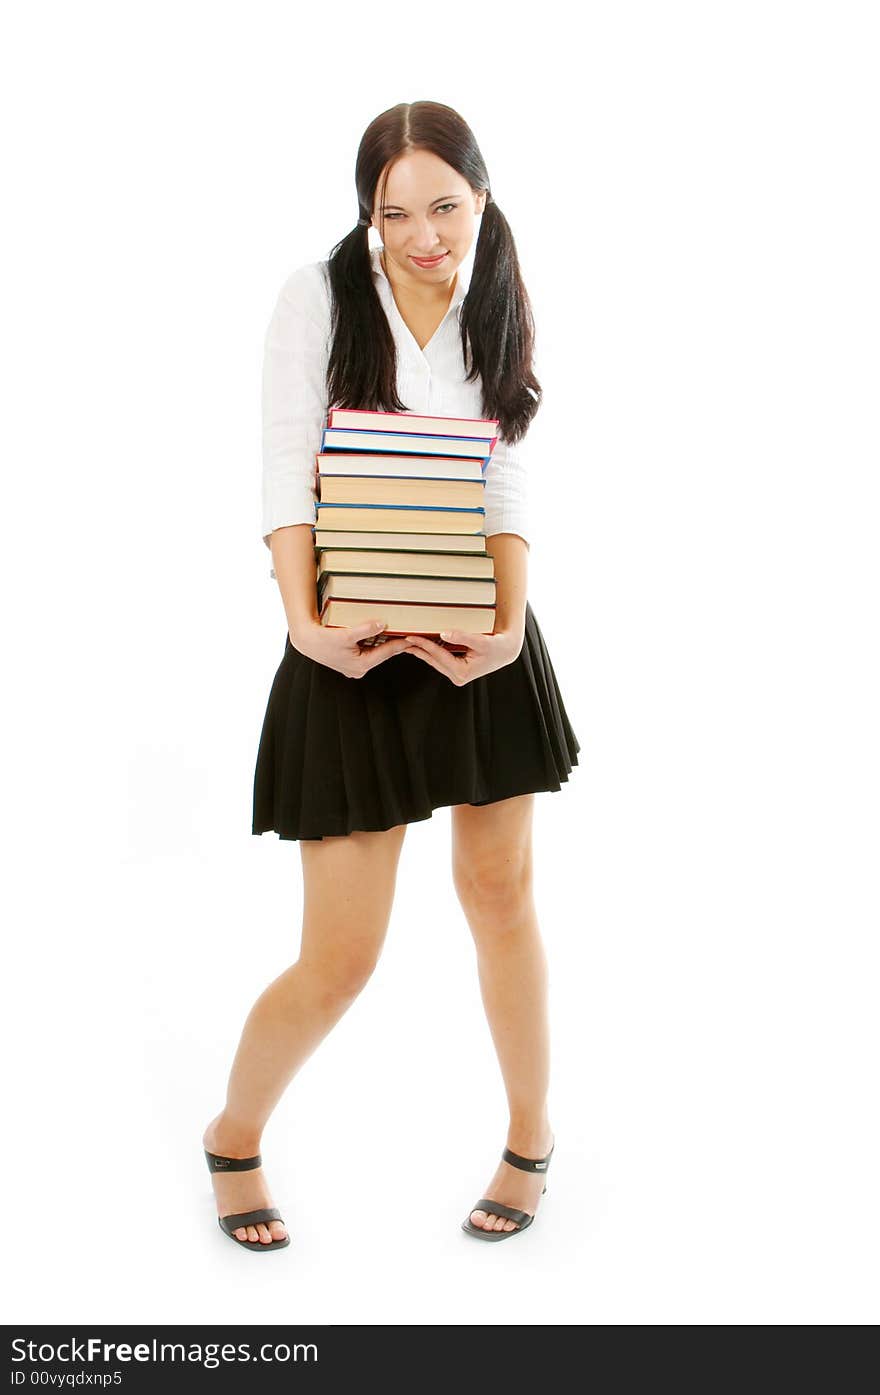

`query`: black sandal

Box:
[461,1141,554,1242]
[205,1149,291,1252]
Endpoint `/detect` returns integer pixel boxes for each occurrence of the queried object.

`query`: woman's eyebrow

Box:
[380,194,461,211]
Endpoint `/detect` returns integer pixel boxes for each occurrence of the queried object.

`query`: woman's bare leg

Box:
[203,823,408,1243]
[451,794,555,1233]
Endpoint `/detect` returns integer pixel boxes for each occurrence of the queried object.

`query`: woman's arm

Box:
[261,263,329,579]
[485,532,528,648]
[269,524,321,643]
[482,417,531,652]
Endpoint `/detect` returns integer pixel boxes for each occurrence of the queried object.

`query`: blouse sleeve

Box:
[261,262,331,574]
[482,426,531,549]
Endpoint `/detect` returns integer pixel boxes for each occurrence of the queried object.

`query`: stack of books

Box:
[311,409,500,650]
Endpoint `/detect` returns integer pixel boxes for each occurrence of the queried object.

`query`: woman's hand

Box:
[402,626,524,684]
[291,618,412,678]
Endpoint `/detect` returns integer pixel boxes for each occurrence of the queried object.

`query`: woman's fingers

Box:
[405,646,448,676]
[360,637,411,668]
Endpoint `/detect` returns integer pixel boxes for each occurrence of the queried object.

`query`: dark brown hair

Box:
[325,101,541,445]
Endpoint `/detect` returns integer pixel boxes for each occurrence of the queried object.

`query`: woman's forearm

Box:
[269,525,320,640]
[486,533,529,643]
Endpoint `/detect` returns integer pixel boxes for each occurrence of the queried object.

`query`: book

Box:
[327,408,498,448]
[315,504,486,534]
[313,530,489,554]
[318,476,485,509]
[316,452,485,481]
[320,428,492,461]
[316,549,495,580]
[320,599,495,645]
[317,573,496,607]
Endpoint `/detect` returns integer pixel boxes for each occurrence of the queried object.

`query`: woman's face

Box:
[369,149,486,287]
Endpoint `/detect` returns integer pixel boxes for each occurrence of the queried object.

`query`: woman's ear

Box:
[475,191,487,214]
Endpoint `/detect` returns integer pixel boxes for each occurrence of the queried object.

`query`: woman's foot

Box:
[468,1126,555,1234]
[203,1113,288,1245]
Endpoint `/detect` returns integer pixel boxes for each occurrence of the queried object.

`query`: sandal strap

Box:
[502,1143,554,1173]
[205,1149,262,1173]
[470,1199,532,1224]
[219,1207,283,1231]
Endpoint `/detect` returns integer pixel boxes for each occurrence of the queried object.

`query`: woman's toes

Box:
[246,1225,259,1242]
[269,1221,288,1241]
[256,1224,272,1243]
[467,1205,522,1233]
[234,1227,248,1241]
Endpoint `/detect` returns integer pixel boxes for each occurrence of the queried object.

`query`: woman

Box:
[203,101,580,1251]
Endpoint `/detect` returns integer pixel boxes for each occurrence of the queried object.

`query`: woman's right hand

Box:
[290,618,412,678]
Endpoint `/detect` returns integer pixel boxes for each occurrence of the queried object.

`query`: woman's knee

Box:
[452,846,534,925]
[451,795,535,925]
[298,823,406,999]
[300,936,384,1004]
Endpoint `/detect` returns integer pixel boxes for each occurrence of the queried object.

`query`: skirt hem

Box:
[252,759,579,843]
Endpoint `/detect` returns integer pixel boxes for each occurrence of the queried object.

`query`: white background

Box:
[3,0,878,1325]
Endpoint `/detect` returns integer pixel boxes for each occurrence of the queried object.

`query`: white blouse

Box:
[261,242,531,577]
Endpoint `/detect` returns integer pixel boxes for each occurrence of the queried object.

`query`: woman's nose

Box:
[411,222,443,252]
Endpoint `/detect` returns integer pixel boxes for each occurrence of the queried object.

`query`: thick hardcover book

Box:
[318,477,485,508]
[320,598,495,645]
[313,530,489,553]
[315,505,485,534]
[316,550,495,580]
[321,428,492,461]
[316,452,485,481]
[326,408,498,449]
[317,573,496,607]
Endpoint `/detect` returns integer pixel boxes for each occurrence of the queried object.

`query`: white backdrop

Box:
[3,0,878,1325]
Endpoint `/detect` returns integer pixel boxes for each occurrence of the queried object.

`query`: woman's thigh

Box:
[451,794,535,905]
[298,824,408,979]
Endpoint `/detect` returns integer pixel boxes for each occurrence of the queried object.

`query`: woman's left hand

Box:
[402,627,524,684]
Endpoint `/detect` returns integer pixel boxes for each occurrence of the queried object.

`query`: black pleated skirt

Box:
[252,600,581,842]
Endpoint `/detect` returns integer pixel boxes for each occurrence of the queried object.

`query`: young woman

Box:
[203,101,580,1251]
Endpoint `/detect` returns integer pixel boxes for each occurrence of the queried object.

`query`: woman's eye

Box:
[385,204,458,221]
